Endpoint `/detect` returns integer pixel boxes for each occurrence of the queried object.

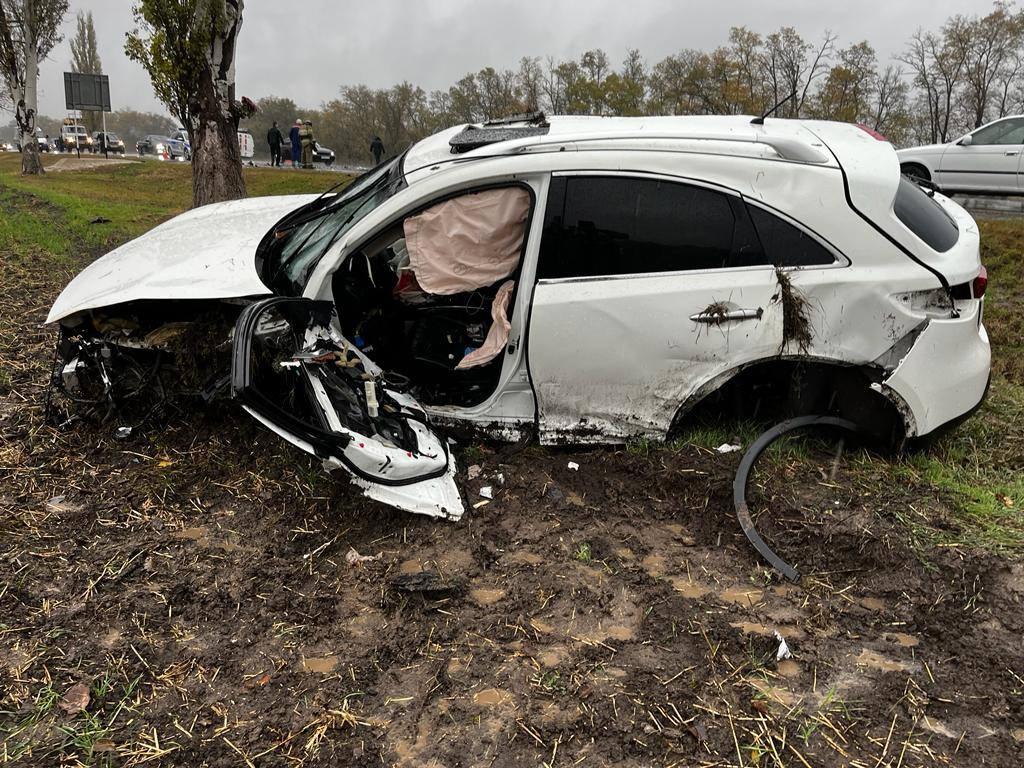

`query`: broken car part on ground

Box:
[46,114,991,571]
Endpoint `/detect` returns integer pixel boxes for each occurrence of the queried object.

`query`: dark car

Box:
[283,139,336,166]
[136,135,188,161]
[91,132,126,155]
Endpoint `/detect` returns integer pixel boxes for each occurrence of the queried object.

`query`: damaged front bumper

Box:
[875,301,990,438]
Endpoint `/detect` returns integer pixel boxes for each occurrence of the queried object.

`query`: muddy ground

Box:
[2,216,1024,766]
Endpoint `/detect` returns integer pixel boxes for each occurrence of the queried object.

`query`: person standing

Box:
[289,119,302,168]
[299,120,315,169]
[267,121,284,167]
[370,135,385,165]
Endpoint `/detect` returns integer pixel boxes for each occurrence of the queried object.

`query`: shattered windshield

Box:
[257,154,407,295]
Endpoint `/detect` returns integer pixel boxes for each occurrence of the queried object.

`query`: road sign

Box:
[64,72,111,112]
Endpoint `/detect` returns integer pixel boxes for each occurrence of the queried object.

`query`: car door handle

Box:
[1006,150,1020,156]
[689,307,763,323]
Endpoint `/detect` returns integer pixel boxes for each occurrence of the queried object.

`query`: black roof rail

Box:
[449,111,550,153]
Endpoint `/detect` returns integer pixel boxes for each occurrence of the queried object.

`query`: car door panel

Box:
[529,270,783,442]
[937,117,1024,192]
[231,296,463,519]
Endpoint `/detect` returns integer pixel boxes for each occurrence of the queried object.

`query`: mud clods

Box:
[775,267,813,353]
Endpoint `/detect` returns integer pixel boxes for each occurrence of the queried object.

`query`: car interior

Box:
[329,185,533,408]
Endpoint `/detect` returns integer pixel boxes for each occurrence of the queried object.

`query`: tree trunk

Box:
[189,0,245,208]
[20,1,42,175]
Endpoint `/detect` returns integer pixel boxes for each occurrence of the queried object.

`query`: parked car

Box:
[91,131,126,154]
[47,114,990,521]
[897,114,1024,194]
[0,138,16,152]
[136,135,188,161]
[283,138,336,166]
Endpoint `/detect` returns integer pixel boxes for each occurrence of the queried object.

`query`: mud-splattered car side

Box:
[48,114,991,521]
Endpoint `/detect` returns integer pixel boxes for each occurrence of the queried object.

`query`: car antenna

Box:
[750,90,798,125]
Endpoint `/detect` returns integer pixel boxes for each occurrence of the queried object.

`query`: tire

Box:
[901,163,931,183]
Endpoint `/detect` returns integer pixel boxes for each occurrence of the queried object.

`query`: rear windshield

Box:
[893,177,959,252]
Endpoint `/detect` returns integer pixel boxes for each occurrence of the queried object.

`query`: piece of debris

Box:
[495,472,505,486]
[473,500,490,509]
[776,267,813,353]
[715,442,742,453]
[774,630,792,661]
[480,486,493,499]
[113,426,132,440]
[59,682,90,715]
[45,495,79,514]
[467,464,482,480]
[733,415,859,581]
[89,216,111,225]
[567,461,580,471]
[389,570,462,596]
[345,547,382,565]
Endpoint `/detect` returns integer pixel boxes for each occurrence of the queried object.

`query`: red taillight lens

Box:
[856,123,889,142]
[973,265,988,298]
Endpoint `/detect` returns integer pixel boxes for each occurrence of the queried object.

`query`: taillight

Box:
[973,266,988,298]
[856,123,888,142]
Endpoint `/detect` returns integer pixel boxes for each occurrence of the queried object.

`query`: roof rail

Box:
[496,131,830,164]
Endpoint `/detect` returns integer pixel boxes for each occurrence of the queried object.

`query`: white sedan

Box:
[897,115,1024,193]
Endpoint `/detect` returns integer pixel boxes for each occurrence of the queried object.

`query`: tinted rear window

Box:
[894,177,959,252]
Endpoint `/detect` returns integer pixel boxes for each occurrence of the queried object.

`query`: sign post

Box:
[63,72,111,158]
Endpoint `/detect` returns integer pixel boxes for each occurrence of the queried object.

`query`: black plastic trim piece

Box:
[733,415,860,581]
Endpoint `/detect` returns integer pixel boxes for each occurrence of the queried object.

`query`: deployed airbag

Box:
[404,187,530,295]
[456,280,515,370]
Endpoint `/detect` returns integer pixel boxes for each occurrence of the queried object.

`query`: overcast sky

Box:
[17,0,1005,120]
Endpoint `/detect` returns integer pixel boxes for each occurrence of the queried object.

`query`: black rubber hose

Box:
[732,415,860,581]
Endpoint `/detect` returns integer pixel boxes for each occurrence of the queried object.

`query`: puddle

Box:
[538,645,569,668]
[854,649,915,673]
[398,559,424,574]
[530,618,555,634]
[776,660,801,678]
[749,677,798,706]
[301,655,339,674]
[603,624,634,641]
[855,596,886,612]
[720,586,765,606]
[469,588,506,605]
[669,577,710,599]
[730,621,806,641]
[920,716,959,739]
[883,632,920,648]
[641,553,666,577]
[174,526,207,541]
[473,688,512,707]
[507,551,544,566]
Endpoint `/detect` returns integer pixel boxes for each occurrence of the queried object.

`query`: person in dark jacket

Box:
[289,119,302,167]
[267,121,284,167]
[370,135,385,165]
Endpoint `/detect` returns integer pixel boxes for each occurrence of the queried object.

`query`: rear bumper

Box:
[880,302,990,437]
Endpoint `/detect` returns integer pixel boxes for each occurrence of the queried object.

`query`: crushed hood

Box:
[47,194,318,323]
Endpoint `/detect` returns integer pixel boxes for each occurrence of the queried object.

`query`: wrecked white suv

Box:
[48,114,991,522]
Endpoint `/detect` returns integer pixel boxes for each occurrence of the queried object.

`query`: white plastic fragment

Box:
[715,443,742,454]
[773,630,792,661]
[567,461,580,471]
[345,547,382,565]
[479,486,493,499]
[467,464,482,480]
[495,473,505,486]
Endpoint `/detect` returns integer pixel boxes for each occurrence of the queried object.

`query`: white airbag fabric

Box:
[404,187,530,295]
[456,280,515,370]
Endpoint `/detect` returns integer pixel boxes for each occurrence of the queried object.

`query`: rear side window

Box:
[746,205,836,267]
[538,176,762,279]
[894,177,958,252]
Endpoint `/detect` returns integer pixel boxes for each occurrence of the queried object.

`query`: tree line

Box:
[241,2,1024,164]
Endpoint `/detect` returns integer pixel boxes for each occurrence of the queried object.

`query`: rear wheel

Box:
[901,162,931,183]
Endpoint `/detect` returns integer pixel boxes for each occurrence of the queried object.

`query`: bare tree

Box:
[0,0,68,174]
[963,2,1023,128]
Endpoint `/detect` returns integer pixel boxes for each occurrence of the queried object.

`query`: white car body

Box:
[897,114,1024,193]
[48,115,991,521]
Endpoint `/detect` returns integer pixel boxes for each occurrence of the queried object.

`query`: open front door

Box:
[231,297,463,520]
